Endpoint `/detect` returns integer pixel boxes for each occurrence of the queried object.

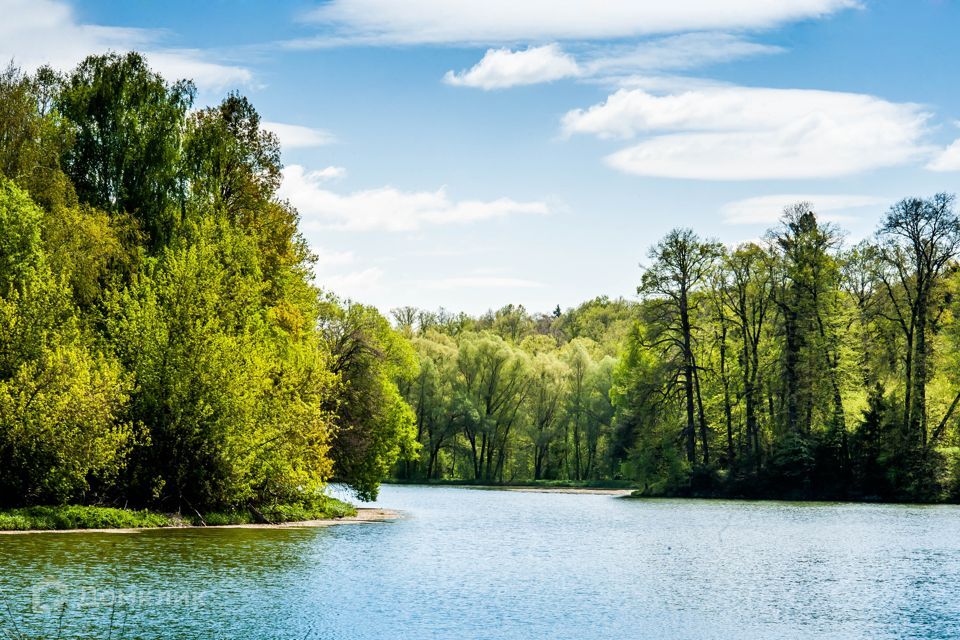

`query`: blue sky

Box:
[4,0,960,314]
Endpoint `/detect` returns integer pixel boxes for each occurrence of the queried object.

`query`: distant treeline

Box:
[0,53,418,512]
[394,201,960,503]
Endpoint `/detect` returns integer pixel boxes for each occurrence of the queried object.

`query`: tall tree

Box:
[57,52,194,249]
[876,194,960,448]
[722,243,773,472]
[638,229,721,466]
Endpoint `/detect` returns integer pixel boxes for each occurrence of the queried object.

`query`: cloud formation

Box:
[0,0,251,91]
[279,165,549,231]
[586,33,783,76]
[444,44,580,89]
[262,122,337,148]
[563,86,932,180]
[721,194,889,225]
[443,35,781,90]
[301,0,859,45]
[927,138,960,172]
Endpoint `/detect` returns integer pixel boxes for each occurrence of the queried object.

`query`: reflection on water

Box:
[1,486,959,639]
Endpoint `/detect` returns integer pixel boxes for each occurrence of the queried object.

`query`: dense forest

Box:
[396,202,960,502]
[2,52,960,512]
[0,53,418,514]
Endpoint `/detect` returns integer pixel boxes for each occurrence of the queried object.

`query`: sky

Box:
[3,0,960,315]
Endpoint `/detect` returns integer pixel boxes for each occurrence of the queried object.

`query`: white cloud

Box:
[563,86,932,180]
[312,166,348,180]
[721,194,888,225]
[444,35,780,90]
[0,0,251,91]
[262,122,336,148]
[585,33,783,76]
[279,165,549,231]
[444,44,580,89]
[300,0,859,45]
[421,276,544,290]
[927,138,960,172]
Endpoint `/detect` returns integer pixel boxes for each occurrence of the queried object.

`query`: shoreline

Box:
[467,485,633,496]
[0,508,400,535]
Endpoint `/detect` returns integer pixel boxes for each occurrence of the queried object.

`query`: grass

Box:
[0,496,357,531]
[0,506,172,531]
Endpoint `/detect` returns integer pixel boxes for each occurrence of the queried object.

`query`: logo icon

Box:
[30,576,69,615]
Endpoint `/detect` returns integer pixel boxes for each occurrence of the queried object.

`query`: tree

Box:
[639,228,721,466]
[321,301,419,500]
[57,52,195,249]
[0,178,132,506]
[722,243,773,472]
[456,332,530,482]
[404,331,461,479]
[0,64,74,209]
[876,194,960,449]
[524,349,568,480]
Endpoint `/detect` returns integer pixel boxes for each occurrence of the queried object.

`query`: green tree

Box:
[321,301,419,500]
[57,52,195,249]
[639,228,721,466]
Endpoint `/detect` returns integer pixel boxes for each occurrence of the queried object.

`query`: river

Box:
[2,485,959,639]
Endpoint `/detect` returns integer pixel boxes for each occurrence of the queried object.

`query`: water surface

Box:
[2,486,959,639]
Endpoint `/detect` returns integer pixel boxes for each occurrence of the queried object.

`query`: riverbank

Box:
[470,485,633,495]
[384,479,637,495]
[0,497,377,533]
[0,507,398,534]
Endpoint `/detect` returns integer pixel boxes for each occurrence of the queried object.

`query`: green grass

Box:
[0,505,172,531]
[0,496,357,531]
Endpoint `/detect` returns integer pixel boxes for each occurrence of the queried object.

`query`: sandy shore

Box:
[0,508,400,535]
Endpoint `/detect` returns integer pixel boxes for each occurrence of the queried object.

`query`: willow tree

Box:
[456,332,530,482]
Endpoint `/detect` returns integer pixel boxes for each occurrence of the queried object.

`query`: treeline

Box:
[0,53,418,512]
[396,202,960,502]
[392,301,635,482]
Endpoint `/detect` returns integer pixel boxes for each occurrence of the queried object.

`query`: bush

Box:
[0,506,171,530]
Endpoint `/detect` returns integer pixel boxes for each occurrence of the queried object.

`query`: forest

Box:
[395,202,960,503]
[0,53,418,517]
[1,52,960,515]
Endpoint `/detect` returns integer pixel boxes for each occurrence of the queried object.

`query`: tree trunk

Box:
[680,288,697,464]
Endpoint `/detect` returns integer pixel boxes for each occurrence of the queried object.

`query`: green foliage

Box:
[397,308,620,484]
[0,496,357,530]
[57,52,195,248]
[0,179,132,507]
[612,201,960,502]
[4,49,960,510]
[0,53,420,517]
[192,496,356,526]
[322,302,419,500]
[105,220,336,510]
[0,506,171,530]
[0,178,45,293]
